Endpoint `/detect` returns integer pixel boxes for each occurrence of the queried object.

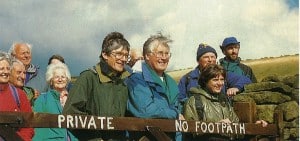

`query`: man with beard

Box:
[178,43,251,103]
[219,37,257,82]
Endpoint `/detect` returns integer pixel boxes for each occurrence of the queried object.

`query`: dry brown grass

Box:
[168,55,299,82]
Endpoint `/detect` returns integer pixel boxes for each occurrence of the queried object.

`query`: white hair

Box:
[45,63,71,84]
[0,51,12,67]
[8,42,32,56]
[11,58,24,70]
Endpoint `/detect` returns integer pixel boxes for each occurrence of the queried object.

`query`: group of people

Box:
[0,32,267,141]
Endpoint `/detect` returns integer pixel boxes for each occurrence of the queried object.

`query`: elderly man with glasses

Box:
[126,33,184,141]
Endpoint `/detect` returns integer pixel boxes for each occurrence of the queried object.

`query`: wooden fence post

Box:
[274,110,284,141]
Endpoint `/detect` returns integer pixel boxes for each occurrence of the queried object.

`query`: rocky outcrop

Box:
[233,74,299,140]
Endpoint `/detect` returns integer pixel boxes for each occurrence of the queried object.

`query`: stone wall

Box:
[233,74,299,140]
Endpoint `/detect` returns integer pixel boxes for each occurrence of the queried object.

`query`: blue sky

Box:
[0,0,298,76]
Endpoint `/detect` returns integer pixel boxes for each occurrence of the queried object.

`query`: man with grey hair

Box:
[126,33,183,141]
[0,51,34,141]
[9,59,38,106]
[9,42,47,93]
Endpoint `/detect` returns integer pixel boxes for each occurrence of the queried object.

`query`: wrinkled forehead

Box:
[12,62,25,70]
[15,44,31,52]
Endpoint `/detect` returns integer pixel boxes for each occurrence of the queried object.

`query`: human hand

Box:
[34,89,40,99]
[219,118,232,124]
[255,120,268,127]
[178,114,185,120]
[226,88,239,96]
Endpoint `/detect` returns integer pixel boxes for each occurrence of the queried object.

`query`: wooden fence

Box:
[0,102,284,141]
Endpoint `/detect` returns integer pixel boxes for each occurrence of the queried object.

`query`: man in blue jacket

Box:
[178,43,252,103]
[9,42,46,95]
[126,33,184,141]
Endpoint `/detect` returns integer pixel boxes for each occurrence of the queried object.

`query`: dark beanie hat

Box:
[196,43,217,61]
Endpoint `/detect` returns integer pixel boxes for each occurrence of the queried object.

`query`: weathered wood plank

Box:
[234,102,257,123]
[0,112,278,136]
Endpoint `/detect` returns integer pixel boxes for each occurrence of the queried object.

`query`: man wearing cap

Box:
[178,43,252,102]
[219,37,257,82]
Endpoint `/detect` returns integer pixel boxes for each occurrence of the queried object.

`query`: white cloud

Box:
[0,0,298,74]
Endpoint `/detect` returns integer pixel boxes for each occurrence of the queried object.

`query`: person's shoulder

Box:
[79,67,98,76]
[180,67,198,80]
[239,62,252,69]
[164,73,177,83]
[189,86,201,93]
[128,71,143,81]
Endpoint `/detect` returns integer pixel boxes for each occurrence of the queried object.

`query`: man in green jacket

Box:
[219,37,257,83]
[63,32,130,141]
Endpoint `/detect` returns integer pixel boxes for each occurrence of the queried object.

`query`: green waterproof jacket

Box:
[184,86,240,140]
[62,63,130,141]
[184,86,239,122]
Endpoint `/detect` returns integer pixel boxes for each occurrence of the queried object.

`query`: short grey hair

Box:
[8,42,32,56]
[100,32,130,60]
[11,58,24,69]
[143,32,172,57]
[45,63,71,85]
[0,51,12,67]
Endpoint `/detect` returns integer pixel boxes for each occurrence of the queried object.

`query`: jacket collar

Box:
[190,67,201,79]
[26,64,38,73]
[95,61,130,83]
[219,57,241,64]
[190,86,230,106]
[141,62,178,104]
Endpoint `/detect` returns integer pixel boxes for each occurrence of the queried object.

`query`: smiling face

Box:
[198,52,217,70]
[0,60,10,84]
[102,47,129,73]
[223,44,240,61]
[145,44,170,76]
[51,69,68,91]
[206,74,225,94]
[14,44,32,68]
[9,62,26,87]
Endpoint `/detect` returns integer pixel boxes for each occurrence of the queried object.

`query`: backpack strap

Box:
[184,70,193,97]
[9,85,20,109]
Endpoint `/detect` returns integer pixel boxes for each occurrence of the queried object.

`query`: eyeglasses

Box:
[53,75,67,80]
[110,52,129,60]
[151,51,171,58]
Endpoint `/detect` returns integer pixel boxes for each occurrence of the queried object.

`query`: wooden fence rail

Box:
[0,110,283,141]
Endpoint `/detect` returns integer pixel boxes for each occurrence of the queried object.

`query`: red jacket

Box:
[0,83,34,141]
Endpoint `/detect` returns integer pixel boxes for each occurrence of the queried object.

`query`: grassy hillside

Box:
[168,55,299,82]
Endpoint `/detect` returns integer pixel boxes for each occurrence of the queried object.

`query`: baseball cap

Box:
[220,37,240,50]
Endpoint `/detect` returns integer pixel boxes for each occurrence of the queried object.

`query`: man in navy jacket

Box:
[178,43,252,103]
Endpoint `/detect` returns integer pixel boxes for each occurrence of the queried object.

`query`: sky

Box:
[0,0,298,76]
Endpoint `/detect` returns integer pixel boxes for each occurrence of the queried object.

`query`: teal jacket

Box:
[219,57,257,83]
[126,62,181,119]
[33,89,78,141]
